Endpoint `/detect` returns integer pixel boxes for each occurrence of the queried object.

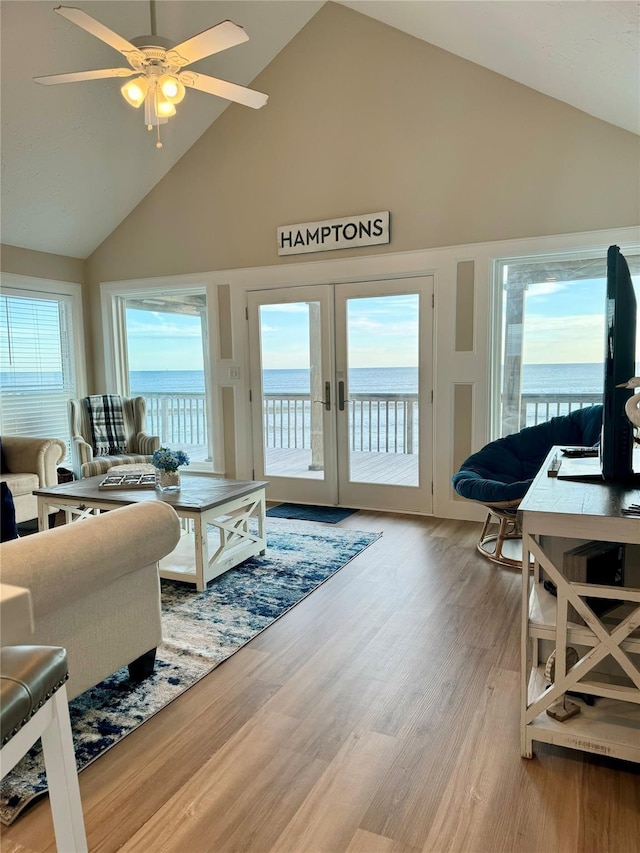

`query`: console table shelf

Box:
[519,447,640,763]
[529,583,640,653]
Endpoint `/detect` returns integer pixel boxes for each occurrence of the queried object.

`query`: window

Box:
[494,250,640,437]
[112,288,215,467]
[0,277,84,455]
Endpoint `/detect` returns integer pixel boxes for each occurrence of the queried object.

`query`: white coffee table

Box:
[35,475,268,591]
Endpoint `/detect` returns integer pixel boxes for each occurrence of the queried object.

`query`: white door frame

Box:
[248,285,337,505]
[247,276,433,513]
[334,276,433,513]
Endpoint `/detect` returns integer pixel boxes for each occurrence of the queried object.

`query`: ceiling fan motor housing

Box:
[131,35,175,50]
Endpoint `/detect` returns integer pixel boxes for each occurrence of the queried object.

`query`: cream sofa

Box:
[0,435,67,524]
[0,501,181,699]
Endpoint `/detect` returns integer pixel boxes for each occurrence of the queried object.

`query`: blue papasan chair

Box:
[451,405,603,569]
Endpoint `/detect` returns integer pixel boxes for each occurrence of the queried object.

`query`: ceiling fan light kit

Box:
[35,3,268,148]
[121,77,148,108]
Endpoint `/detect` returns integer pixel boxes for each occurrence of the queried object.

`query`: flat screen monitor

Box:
[601,245,637,482]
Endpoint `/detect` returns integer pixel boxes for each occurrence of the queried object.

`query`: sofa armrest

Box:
[0,502,181,625]
[1,436,66,487]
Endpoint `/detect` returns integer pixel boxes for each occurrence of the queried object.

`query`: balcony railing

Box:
[263,392,419,454]
[520,393,601,428]
[142,392,208,450]
[139,390,602,462]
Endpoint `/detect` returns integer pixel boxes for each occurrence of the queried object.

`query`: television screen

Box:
[600,245,637,481]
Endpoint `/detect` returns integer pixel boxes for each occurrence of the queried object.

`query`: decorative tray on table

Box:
[98,472,157,490]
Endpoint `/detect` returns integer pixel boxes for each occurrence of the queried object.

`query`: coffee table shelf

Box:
[35,474,268,591]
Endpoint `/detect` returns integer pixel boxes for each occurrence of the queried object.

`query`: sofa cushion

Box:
[0,472,39,498]
[81,454,153,478]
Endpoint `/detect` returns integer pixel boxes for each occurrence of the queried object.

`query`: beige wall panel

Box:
[1,243,84,283]
[452,384,474,500]
[217,284,233,360]
[455,261,475,352]
[86,2,639,292]
[221,386,236,479]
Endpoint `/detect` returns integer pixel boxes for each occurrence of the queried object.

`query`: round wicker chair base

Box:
[477,509,534,571]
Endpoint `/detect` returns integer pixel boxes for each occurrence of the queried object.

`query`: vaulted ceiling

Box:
[1,1,638,260]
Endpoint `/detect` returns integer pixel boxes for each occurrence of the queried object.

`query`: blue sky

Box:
[522,278,606,364]
[124,278,639,372]
[126,309,204,371]
[519,275,640,364]
[260,295,419,369]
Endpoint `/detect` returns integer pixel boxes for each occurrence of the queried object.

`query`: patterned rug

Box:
[0,518,381,825]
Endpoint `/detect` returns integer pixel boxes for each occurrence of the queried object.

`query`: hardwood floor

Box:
[3,512,639,853]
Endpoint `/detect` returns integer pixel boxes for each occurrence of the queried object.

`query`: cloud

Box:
[523,314,603,363]
[526,281,570,298]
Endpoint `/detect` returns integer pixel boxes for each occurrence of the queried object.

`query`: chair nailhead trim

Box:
[1,674,69,747]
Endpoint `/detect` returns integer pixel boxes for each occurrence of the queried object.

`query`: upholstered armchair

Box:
[68,395,160,479]
[0,435,66,524]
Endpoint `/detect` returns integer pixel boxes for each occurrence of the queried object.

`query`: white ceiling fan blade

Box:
[167,20,249,68]
[54,6,141,58]
[34,68,136,85]
[180,71,268,109]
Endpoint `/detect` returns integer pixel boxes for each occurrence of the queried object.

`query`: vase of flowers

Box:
[152,447,190,492]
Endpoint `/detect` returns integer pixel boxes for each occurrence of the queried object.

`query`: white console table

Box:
[519,447,640,762]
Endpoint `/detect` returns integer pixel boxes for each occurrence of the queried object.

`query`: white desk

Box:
[519,448,640,762]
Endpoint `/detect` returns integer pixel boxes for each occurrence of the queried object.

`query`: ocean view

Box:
[1,363,607,395]
[0,363,611,455]
[129,363,606,396]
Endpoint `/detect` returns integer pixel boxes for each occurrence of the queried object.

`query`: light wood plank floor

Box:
[3,512,639,853]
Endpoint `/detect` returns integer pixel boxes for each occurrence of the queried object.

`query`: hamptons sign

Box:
[277,211,390,256]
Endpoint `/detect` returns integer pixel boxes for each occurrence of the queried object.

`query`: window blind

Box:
[0,292,77,457]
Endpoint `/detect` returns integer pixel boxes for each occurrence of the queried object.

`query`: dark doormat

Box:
[266,503,358,524]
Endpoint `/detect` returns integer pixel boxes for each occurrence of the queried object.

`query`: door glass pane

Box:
[124,292,211,463]
[259,301,325,479]
[345,294,419,485]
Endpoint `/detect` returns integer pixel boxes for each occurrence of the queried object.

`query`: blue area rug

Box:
[0,518,380,826]
[267,503,358,523]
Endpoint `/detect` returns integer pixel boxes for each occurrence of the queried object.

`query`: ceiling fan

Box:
[34,3,268,147]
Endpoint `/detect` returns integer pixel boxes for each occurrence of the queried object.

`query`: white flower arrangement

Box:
[152,447,190,472]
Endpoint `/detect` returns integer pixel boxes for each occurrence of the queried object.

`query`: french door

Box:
[248,277,433,513]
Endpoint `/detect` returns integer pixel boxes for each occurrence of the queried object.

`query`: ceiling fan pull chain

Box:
[154,84,162,148]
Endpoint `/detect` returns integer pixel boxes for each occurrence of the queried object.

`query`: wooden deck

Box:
[173,445,418,487]
[264,447,419,486]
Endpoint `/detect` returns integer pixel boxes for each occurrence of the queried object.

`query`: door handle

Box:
[314,380,331,411]
[338,380,351,411]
